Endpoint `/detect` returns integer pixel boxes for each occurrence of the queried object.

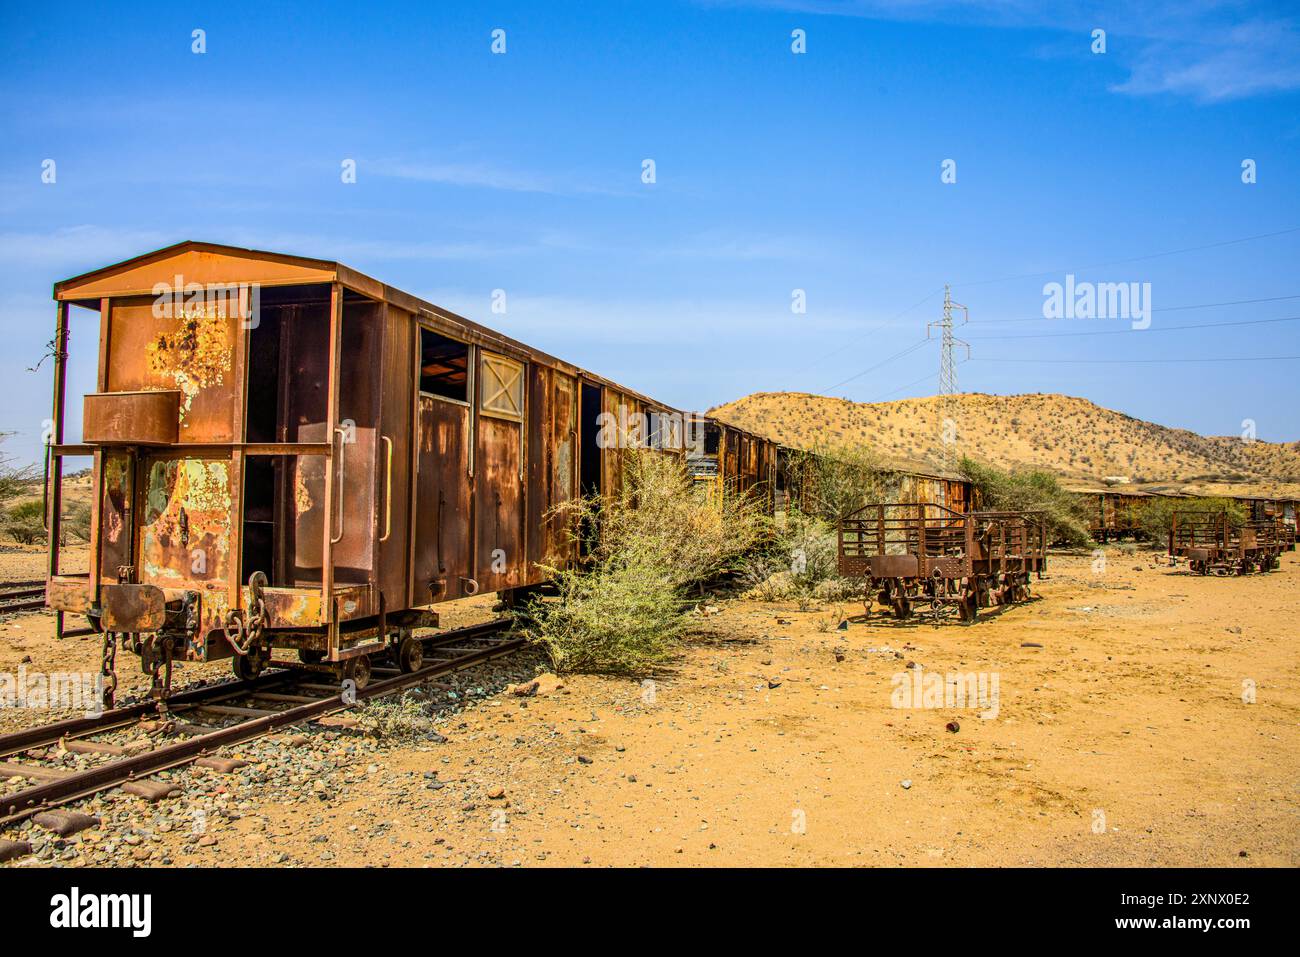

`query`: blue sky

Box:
[2,0,1298,464]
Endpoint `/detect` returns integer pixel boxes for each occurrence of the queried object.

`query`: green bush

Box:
[739,512,853,603]
[355,692,441,742]
[62,502,92,542]
[786,443,894,523]
[1132,496,1246,542]
[520,450,770,674]
[3,499,46,545]
[959,456,1093,547]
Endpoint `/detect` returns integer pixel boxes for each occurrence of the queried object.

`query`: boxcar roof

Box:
[52,239,681,416]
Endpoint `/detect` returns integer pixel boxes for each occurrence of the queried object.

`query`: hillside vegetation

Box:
[709,392,1300,490]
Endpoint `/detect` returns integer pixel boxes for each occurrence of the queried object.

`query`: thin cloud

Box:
[709,1,1300,102]
[369,158,634,197]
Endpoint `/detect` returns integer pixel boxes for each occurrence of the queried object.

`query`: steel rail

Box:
[0,619,520,826]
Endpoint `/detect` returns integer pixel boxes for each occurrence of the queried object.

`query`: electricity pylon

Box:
[927,285,970,471]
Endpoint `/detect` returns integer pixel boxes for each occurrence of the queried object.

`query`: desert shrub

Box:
[62,502,92,542]
[1132,496,1246,541]
[355,692,440,743]
[0,433,34,505]
[959,456,1093,547]
[786,442,894,523]
[3,499,46,545]
[521,450,770,674]
[739,513,860,605]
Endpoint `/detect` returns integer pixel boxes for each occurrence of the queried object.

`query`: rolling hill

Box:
[708,392,1300,496]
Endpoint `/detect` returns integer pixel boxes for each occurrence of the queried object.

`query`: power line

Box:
[817,339,928,393]
[791,287,944,386]
[874,371,940,401]
[966,314,1300,341]
[794,223,1300,397]
[951,225,1300,290]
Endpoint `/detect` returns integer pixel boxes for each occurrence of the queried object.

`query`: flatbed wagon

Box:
[838,502,1047,622]
[1168,511,1282,575]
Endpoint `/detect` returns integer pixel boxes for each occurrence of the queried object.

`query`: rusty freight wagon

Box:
[685,416,780,514]
[1068,486,1151,542]
[1168,510,1283,575]
[1239,496,1298,552]
[42,242,688,698]
[838,503,1047,622]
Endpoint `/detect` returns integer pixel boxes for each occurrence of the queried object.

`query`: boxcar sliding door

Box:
[475,351,526,593]
[413,329,473,602]
[526,366,578,578]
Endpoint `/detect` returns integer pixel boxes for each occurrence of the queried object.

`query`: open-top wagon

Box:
[838,503,1047,622]
[1169,511,1282,575]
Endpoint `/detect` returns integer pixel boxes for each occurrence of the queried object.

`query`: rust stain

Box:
[145,302,232,419]
[102,455,128,545]
[294,468,313,514]
[140,458,231,587]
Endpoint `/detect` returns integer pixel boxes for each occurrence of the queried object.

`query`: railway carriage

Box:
[1068,487,1151,542]
[839,503,1047,622]
[42,242,688,698]
[1169,510,1283,575]
[685,416,780,514]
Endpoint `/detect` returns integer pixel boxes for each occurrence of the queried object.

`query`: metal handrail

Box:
[331,426,346,545]
[379,434,393,543]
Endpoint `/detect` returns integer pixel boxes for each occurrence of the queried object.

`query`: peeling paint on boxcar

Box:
[139,458,231,591]
[145,304,232,418]
[99,453,131,580]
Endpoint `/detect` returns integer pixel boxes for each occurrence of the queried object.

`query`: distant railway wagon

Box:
[838,503,1047,622]
[41,242,694,697]
[895,471,971,514]
[686,416,780,514]
[1240,497,1298,551]
[1070,488,1151,542]
[1168,510,1283,575]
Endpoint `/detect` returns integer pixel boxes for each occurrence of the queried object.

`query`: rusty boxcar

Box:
[1068,486,1152,542]
[685,416,781,514]
[42,242,691,696]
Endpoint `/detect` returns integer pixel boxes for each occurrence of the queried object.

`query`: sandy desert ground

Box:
[1,544,1296,867]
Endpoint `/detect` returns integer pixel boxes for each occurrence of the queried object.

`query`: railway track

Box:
[0,618,524,828]
[0,581,47,614]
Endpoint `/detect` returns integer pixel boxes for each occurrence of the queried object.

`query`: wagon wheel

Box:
[298,648,326,664]
[958,588,979,623]
[232,647,268,681]
[341,655,372,690]
[396,633,424,673]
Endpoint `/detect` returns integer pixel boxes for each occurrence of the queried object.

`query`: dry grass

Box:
[709,391,1300,488]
